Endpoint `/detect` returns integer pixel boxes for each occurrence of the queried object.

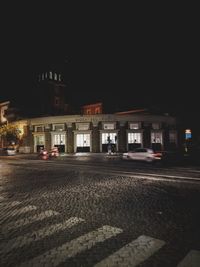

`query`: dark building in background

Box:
[36,70,68,116]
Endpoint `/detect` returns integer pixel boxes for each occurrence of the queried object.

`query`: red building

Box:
[82,102,103,115]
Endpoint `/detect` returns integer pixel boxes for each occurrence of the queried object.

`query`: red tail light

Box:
[153,152,162,157]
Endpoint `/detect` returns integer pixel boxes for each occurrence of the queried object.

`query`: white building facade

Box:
[18,113,178,153]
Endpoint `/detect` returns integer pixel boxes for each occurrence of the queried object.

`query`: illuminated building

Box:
[13,111,178,153]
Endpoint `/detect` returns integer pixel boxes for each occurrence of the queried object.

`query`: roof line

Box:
[114,109,148,115]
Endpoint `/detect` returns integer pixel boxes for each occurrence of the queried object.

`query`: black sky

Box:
[0,5,199,122]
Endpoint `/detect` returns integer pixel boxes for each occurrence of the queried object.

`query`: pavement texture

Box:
[0,156,200,266]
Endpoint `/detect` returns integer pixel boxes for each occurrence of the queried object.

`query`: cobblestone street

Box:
[0,156,200,266]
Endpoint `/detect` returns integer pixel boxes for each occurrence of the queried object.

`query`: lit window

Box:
[76,123,90,130]
[128,133,141,143]
[54,134,65,145]
[151,132,163,143]
[49,71,52,79]
[102,133,117,144]
[54,73,57,80]
[35,125,44,132]
[77,134,90,146]
[59,74,61,81]
[103,123,115,130]
[152,123,160,130]
[53,124,65,131]
[129,123,139,129]
[1,105,8,123]
[95,107,100,114]
[36,135,45,145]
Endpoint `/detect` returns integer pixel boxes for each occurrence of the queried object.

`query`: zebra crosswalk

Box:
[94,235,165,267]
[177,250,200,267]
[19,225,123,267]
[1,217,85,254]
[0,196,199,267]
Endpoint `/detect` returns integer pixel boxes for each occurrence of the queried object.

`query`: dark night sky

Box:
[0,5,199,125]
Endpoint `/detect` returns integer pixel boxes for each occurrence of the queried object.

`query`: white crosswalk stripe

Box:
[94,235,165,267]
[0,217,85,254]
[0,201,22,219]
[0,205,37,224]
[2,210,59,232]
[177,250,200,267]
[6,205,37,217]
[18,225,123,267]
[0,200,21,207]
[0,201,199,266]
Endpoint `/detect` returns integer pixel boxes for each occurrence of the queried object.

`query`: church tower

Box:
[37,70,67,116]
[33,56,71,118]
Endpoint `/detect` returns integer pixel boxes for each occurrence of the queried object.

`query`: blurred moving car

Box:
[122,148,162,163]
[49,146,59,158]
[38,148,49,160]
[6,147,17,156]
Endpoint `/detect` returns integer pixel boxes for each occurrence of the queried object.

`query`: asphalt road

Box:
[0,155,200,267]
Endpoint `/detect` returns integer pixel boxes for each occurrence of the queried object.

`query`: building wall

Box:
[118,121,126,152]
[92,123,100,152]
[35,73,67,116]
[67,124,74,153]
[0,101,10,124]
[18,113,178,153]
